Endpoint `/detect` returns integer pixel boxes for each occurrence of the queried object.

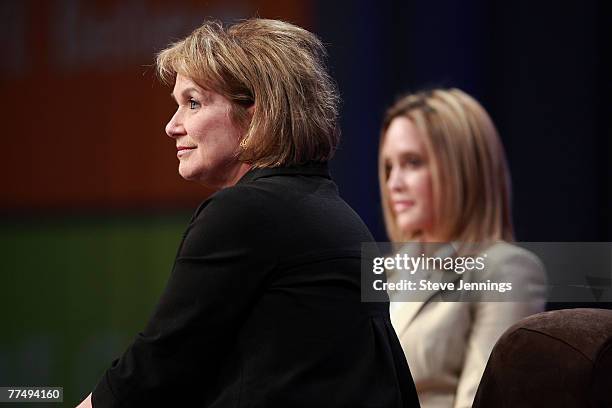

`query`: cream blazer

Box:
[389,242,547,408]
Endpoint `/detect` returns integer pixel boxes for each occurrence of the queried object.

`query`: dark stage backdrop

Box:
[316,0,611,242]
[0,0,609,405]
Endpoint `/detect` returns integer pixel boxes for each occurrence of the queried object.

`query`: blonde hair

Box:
[379,88,514,243]
[156,18,340,167]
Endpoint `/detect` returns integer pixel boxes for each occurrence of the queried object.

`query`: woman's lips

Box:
[177,146,196,157]
[393,200,415,213]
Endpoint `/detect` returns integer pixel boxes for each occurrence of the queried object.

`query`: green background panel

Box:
[0,213,191,406]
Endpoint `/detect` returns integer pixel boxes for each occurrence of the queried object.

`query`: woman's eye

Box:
[384,164,392,179]
[189,99,200,109]
[407,158,422,167]
[400,155,422,168]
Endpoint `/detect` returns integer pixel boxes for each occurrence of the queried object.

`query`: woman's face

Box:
[381,117,435,240]
[166,74,249,189]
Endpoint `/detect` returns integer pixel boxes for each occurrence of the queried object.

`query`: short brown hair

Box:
[156,18,340,167]
[379,89,514,243]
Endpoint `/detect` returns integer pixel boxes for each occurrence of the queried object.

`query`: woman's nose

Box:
[387,167,405,191]
[165,112,185,139]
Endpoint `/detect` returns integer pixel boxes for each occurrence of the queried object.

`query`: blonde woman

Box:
[378,89,547,408]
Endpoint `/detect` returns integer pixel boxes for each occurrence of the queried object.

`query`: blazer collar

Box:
[391,242,463,328]
[237,161,331,185]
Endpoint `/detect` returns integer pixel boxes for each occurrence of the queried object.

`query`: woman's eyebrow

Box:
[386,149,421,158]
[170,87,204,102]
[399,150,422,157]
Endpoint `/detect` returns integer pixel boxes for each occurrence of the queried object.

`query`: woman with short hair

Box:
[77,18,419,407]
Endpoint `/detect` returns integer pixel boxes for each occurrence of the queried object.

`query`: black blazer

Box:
[93,163,419,407]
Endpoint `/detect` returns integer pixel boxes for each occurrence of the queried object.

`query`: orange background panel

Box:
[1,0,312,210]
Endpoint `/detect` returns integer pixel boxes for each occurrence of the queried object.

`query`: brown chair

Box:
[473,308,612,408]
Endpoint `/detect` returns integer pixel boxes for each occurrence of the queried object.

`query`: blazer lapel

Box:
[390,243,462,328]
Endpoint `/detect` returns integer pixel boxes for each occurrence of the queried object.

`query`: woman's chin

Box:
[397,217,419,235]
[177,164,201,182]
[178,171,195,182]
